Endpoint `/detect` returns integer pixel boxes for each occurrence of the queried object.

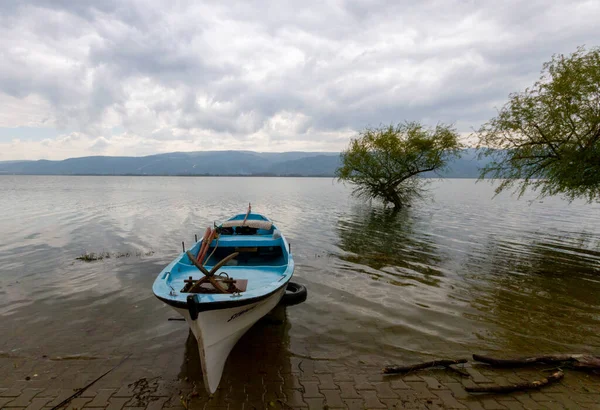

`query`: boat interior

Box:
[203,245,287,267]
[164,214,290,295]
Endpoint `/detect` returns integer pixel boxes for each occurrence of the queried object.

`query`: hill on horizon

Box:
[0,150,489,178]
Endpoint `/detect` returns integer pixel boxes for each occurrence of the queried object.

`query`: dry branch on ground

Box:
[465,370,564,393]
[383,359,468,374]
[473,354,600,370]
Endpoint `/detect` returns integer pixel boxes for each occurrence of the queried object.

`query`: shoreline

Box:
[0,174,482,179]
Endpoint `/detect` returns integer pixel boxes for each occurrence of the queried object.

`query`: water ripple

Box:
[0,176,599,361]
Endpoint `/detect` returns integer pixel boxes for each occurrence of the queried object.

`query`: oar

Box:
[207,252,239,275]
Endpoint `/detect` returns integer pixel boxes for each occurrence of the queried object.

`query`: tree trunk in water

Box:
[385,188,402,209]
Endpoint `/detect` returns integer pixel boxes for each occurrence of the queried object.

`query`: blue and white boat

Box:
[153,211,294,394]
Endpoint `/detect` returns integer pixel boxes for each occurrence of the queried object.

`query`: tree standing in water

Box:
[477,46,600,202]
[336,122,462,209]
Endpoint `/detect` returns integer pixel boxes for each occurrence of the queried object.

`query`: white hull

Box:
[173,286,287,393]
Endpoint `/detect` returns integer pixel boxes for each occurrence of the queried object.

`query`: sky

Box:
[0,0,598,161]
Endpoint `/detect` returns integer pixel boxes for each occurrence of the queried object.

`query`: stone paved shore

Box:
[2,297,598,410]
[2,349,599,410]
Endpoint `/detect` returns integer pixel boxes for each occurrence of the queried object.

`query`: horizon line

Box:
[0,147,481,163]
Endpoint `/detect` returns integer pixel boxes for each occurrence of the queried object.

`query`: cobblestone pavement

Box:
[2,348,599,410]
[2,306,599,410]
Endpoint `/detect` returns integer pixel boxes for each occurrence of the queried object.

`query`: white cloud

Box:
[0,0,598,160]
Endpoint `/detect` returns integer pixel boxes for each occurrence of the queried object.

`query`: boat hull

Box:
[171,284,287,394]
[153,212,295,393]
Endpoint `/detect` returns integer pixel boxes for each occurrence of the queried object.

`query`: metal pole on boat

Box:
[182,241,185,252]
[195,234,198,242]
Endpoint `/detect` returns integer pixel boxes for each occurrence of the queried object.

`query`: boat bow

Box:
[152,212,294,393]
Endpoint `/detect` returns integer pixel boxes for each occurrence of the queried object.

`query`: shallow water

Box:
[0,176,599,369]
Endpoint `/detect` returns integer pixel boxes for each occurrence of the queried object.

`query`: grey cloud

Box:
[0,0,598,154]
[0,0,133,23]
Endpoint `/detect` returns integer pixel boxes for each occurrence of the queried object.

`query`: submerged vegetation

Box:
[336,121,462,208]
[76,250,155,262]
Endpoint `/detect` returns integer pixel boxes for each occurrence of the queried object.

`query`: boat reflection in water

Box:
[179,305,293,402]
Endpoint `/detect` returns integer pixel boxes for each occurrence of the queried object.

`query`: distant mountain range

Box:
[0,150,490,178]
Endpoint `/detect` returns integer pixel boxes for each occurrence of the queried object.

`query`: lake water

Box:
[0,176,599,369]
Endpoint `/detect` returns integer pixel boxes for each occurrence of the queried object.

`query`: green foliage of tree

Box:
[336,122,462,208]
[477,46,600,202]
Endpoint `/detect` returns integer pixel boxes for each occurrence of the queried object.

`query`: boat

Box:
[152,209,295,394]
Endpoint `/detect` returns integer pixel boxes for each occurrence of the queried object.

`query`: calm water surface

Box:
[0,176,599,368]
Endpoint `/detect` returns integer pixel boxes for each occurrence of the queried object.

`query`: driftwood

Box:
[473,354,600,370]
[382,354,598,395]
[465,370,564,393]
[383,359,468,374]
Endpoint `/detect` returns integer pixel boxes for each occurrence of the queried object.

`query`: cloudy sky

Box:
[0,0,598,160]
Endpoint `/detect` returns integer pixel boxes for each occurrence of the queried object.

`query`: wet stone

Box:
[303,397,324,410]
[1,397,16,408]
[405,382,437,399]
[443,382,469,400]
[499,401,526,410]
[342,398,365,410]
[380,398,403,408]
[465,368,492,384]
[464,402,486,410]
[1,389,25,398]
[63,397,93,410]
[433,390,466,409]
[332,372,353,382]
[2,349,600,410]
[336,382,360,399]
[514,394,546,409]
[313,361,332,374]
[297,381,322,398]
[357,390,386,409]
[422,376,446,390]
[352,374,374,390]
[480,398,507,409]
[315,374,336,390]
[281,388,306,408]
[373,382,398,398]
[86,389,117,407]
[105,397,130,410]
[143,397,168,410]
[23,397,52,410]
[282,373,302,390]
[7,389,44,407]
[389,378,411,390]
[402,375,424,382]
[321,389,345,408]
